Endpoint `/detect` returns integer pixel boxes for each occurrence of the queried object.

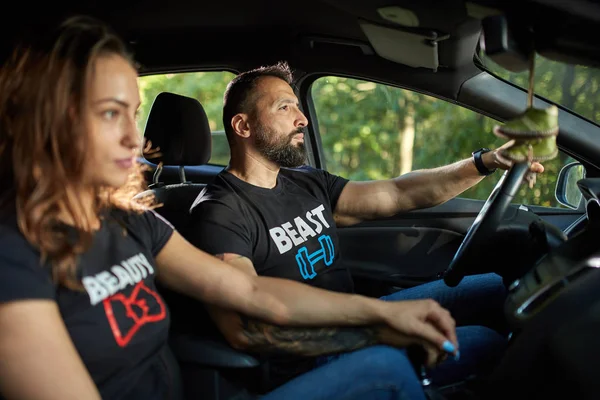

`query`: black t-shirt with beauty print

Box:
[0,208,176,400]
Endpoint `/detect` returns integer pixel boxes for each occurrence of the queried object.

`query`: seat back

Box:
[135,92,260,400]
[135,91,211,232]
[143,182,207,234]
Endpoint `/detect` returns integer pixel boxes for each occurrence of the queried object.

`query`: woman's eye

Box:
[280,105,288,111]
[103,110,119,120]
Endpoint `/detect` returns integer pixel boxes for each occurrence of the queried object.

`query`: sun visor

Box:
[359,21,439,71]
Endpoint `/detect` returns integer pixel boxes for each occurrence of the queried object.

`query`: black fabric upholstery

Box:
[141,183,206,233]
[144,92,212,166]
[136,92,262,400]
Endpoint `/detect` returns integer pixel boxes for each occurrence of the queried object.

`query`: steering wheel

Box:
[443,162,530,287]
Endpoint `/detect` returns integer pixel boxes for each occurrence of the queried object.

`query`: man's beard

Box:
[254,123,307,168]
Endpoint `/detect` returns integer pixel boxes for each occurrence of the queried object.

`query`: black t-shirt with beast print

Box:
[187,165,351,388]
[0,208,176,400]
[189,166,352,293]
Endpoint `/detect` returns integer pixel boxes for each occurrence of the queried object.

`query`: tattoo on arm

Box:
[213,253,378,356]
[241,318,378,357]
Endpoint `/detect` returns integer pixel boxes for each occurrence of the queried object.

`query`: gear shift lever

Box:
[407,345,448,400]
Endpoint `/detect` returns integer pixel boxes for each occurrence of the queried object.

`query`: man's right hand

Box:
[376,299,458,367]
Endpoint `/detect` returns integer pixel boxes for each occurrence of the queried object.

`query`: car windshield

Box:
[477,50,600,125]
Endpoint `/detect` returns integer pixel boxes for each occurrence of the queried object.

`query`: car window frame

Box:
[298,72,578,210]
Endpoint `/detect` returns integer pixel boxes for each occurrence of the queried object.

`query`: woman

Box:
[0,16,458,400]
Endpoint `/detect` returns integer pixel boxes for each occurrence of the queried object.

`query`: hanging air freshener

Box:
[492,53,559,187]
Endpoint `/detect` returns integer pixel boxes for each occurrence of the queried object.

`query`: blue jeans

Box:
[260,274,508,400]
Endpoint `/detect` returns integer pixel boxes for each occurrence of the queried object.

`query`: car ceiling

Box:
[1,0,599,104]
[4,0,600,72]
[2,0,600,167]
[1,0,599,100]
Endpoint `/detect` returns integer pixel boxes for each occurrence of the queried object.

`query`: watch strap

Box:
[472,148,496,176]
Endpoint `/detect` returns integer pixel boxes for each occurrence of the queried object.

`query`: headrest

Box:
[143,92,212,166]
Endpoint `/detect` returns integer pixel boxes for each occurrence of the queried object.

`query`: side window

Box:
[311,76,575,208]
[138,71,236,166]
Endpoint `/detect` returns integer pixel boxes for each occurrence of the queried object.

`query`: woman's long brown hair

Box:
[0,16,154,288]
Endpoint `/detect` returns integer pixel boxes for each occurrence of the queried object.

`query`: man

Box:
[187,62,543,396]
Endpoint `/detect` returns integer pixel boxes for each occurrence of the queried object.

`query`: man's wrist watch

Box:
[472,148,496,176]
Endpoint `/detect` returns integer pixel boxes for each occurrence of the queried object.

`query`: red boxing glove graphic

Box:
[103,281,166,347]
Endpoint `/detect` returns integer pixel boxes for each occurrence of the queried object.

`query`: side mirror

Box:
[555,162,586,209]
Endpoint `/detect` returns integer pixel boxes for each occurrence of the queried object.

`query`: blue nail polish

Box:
[454,351,460,361]
[442,340,455,353]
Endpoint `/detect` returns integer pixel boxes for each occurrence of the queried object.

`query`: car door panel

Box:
[339,197,584,295]
[339,226,463,282]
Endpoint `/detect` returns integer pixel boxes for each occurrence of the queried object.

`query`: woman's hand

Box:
[377,299,458,367]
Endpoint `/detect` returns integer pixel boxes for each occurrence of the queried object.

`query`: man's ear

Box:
[231,114,251,139]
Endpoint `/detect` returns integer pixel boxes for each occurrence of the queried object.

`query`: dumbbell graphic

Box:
[295,234,334,280]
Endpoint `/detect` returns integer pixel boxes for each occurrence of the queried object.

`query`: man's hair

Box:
[222,61,293,146]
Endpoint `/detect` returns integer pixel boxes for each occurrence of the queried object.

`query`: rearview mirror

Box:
[480,15,534,73]
[555,162,585,209]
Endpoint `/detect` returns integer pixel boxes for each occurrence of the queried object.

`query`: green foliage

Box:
[311,76,576,208]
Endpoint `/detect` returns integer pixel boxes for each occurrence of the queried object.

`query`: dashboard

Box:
[503,178,600,330]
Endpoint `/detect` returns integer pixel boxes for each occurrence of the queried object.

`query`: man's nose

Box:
[295,109,309,127]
